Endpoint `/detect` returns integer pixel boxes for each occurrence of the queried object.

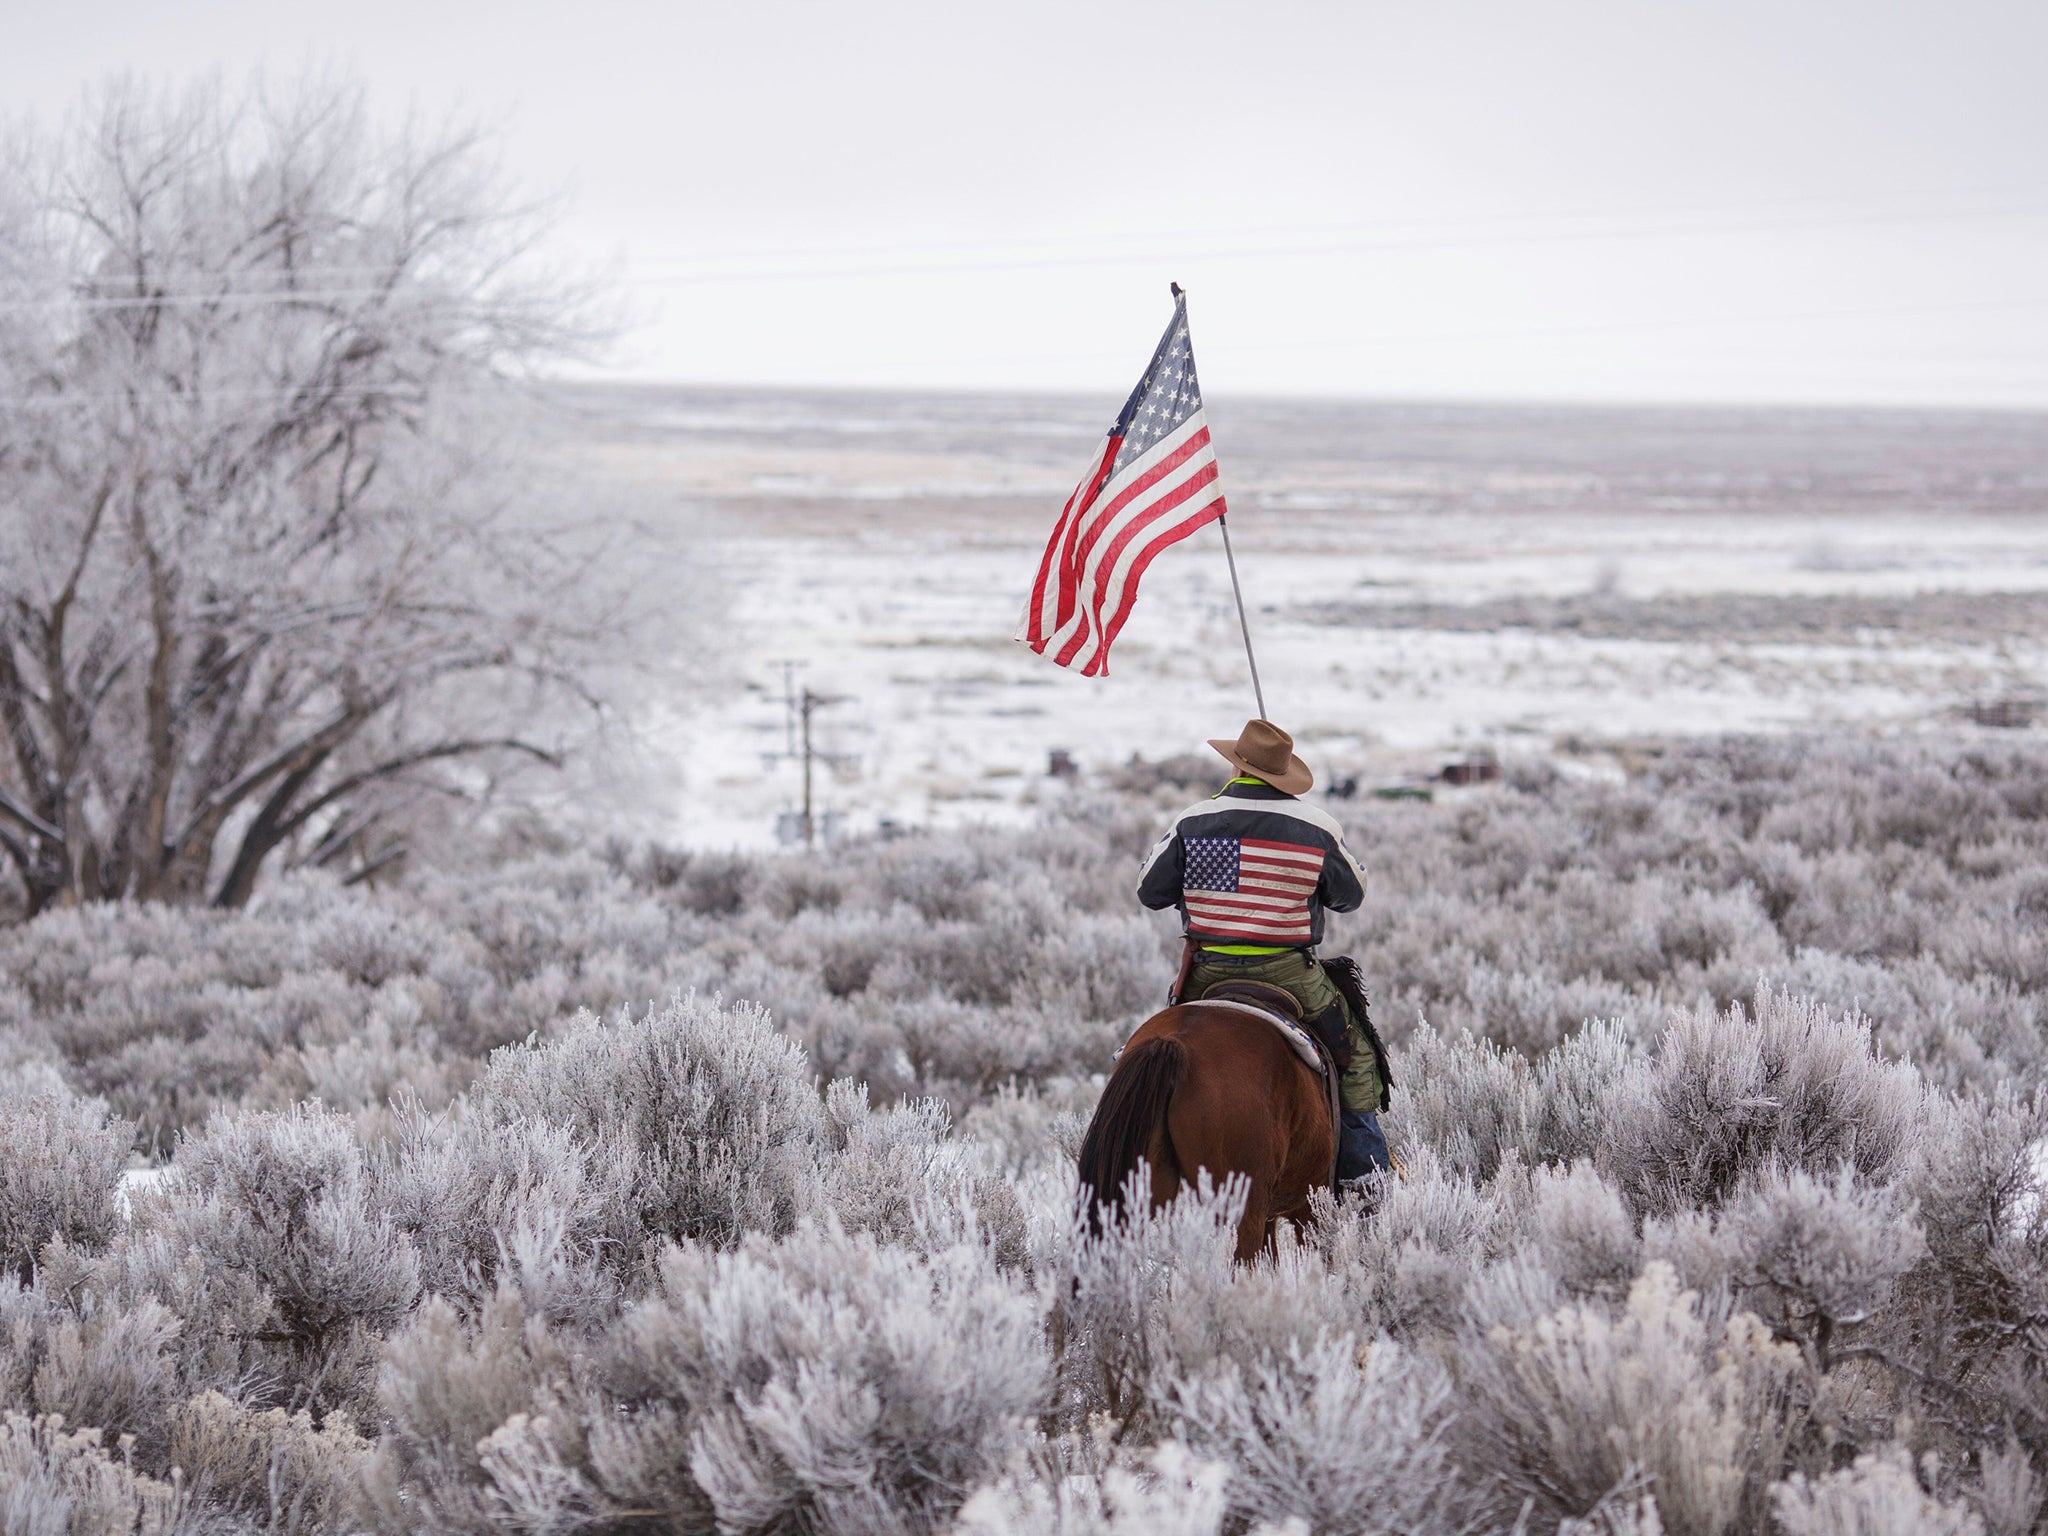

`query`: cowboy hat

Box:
[1207,719,1314,795]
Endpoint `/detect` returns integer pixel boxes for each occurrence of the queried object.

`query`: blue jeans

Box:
[1338,1109,1391,1181]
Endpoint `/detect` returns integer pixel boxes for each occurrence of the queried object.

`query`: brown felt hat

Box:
[1207,719,1313,795]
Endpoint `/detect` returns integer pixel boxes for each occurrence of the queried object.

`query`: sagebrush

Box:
[2,734,2047,1533]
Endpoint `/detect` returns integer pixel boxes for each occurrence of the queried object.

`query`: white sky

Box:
[8,0,2048,406]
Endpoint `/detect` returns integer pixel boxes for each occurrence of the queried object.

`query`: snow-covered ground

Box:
[558,386,2048,847]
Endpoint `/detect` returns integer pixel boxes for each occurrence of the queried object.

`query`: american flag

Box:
[1017,286,1226,675]
[1182,835,1325,944]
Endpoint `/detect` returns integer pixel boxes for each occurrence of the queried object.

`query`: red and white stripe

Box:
[1183,838,1324,943]
[1017,410,1227,677]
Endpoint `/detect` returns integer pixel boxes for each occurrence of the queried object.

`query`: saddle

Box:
[1184,980,1345,1194]
[1201,978,1303,1023]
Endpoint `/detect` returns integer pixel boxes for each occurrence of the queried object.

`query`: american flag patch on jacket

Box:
[1182,835,1325,943]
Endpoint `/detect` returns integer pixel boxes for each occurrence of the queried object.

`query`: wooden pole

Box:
[800,688,816,848]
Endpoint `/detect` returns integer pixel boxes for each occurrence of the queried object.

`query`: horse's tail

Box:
[1076,1037,1186,1231]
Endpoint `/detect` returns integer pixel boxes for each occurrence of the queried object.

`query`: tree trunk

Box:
[129,494,179,903]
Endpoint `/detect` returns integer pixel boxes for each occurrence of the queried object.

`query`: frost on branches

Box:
[1,738,2048,1532]
[0,77,612,913]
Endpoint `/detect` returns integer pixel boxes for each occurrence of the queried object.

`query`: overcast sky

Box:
[8,1,2047,406]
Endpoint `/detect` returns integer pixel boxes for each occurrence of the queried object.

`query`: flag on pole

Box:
[1017,287,1227,676]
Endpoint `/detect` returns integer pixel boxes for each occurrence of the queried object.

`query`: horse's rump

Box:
[1076,1004,1337,1259]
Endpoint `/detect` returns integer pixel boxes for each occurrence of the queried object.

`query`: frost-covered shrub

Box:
[1165,1336,1470,1536]
[1388,1018,1649,1186]
[167,1391,370,1535]
[678,851,756,916]
[1713,1165,1924,1365]
[1778,949,2045,1091]
[4,732,2048,1531]
[960,1079,1099,1181]
[1453,1263,1807,1535]
[373,1107,618,1326]
[11,730,2036,1147]
[1436,962,1653,1058]
[1328,736,2048,1072]
[0,1091,127,1280]
[958,1442,1237,1536]
[583,1224,1044,1536]
[1773,1448,1984,1536]
[297,1012,459,1117]
[416,853,672,1044]
[870,841,994,923]
[368,1291,578,1536]
[0,1412,186,1536]
[1058,1173,1244,1431]
[0,1267,179,1457]
[1057,1174,1351,1435]
[470,996,825,1252]
[1609,992,1921,1217]
[1316,1149,1529,1337]
[106,1103,420,1412]
[755,857,845,920]
[811,1080,1023,1259]
[1892,1086,2048,1449]
[1527,1161,1641,1300]
[1974,1435,2044,1536]
[1537,1020,1650,1169]
[1010,911,1165,1022]
[1388,1029,1540,1181]
[305,902,443,990]
[0,882,489,1145]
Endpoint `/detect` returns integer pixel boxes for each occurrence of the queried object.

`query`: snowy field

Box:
[558,386,2048,846]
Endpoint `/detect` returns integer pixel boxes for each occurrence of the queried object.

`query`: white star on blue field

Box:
[1110,318,1202,475]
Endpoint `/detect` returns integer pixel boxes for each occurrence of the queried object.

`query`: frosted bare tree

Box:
[0,76,610,913]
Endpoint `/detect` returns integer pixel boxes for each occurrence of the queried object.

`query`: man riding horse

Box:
[1137,719,1392,1185]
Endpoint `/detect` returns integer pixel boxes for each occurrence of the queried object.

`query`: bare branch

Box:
[272,734,560,842]
[0,785,62,845]
[167,702,366,854]
[339,839,407,887]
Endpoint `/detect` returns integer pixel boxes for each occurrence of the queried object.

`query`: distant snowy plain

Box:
[558,386,2048,847]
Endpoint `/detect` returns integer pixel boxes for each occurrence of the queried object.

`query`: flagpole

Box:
[1217,511,1268,721]
[1173,283,1269,722]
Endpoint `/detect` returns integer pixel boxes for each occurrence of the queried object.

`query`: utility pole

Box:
[797,686,852,849]
[782,661,800,758]
[760,667,854,850]
[801,687,818,848]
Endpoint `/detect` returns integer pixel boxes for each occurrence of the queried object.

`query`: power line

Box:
[0,283,478,315]
[572,186,2048,277]
[4,291,2047,410]
[618,203,2048,288]
[0,377,494,411]
[0,185,2033,297]
[4,197,2047,314]
[1200,296,2048,357]
[857,295,2048,375]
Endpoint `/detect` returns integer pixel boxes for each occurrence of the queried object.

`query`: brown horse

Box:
[1076,1000,1336,1261]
